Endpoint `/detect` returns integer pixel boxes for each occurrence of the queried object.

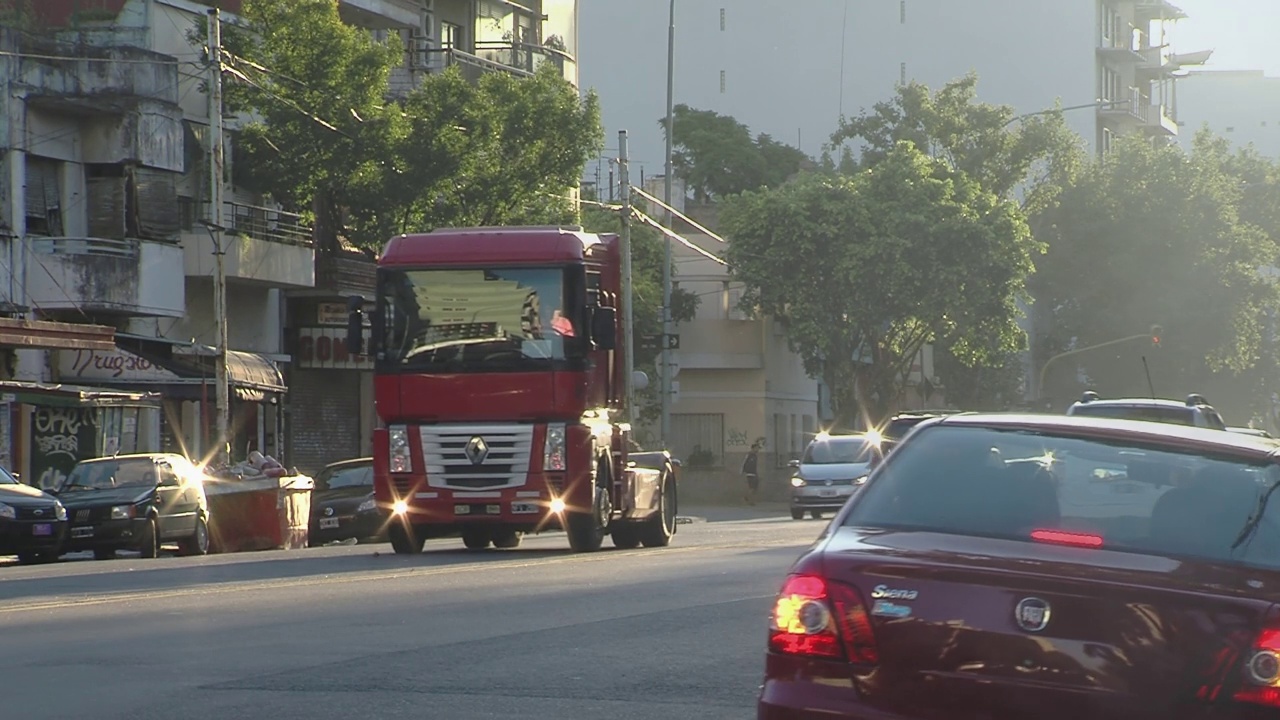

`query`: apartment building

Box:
[1175,70,1280,158]
[1,0,581,476]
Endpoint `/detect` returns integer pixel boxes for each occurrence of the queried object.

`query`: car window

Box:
[0,466,16,485]
[62,459,159,491]
[844,425,1280,569]
[317,464,373,491]
[1070,404,1194,426]
[803,438,877,464]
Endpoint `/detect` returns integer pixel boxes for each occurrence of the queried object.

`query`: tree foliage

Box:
[1031,131,1279,412]
[823,74,1086,409]
[723,144,1036,425]
[662,105,809,203]
[194,0,601,253]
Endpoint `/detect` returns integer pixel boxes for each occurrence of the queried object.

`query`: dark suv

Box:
[1066,391,1227,430]
[57,454,211,559]
[0,465,67,564]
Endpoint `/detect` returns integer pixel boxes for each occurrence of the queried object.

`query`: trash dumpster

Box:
[205,474,314,553]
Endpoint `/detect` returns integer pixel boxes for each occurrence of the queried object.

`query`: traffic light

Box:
[1151,324,1162,347]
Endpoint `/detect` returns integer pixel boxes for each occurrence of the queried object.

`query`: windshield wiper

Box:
[1230,478,1280,551]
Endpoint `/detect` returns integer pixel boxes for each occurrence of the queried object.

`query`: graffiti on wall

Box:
[726,428,749,447]
[30,407,99,491]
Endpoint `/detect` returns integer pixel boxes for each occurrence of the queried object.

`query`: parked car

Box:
[56,453,210,559]
[879,410,954,453]
[309,458,385,546]
[787,433,879,520]
[1067,390,1227,430]
[0,465,67,564]
[759,413,1280,719]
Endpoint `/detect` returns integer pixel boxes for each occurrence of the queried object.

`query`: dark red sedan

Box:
[759,413,1280,720]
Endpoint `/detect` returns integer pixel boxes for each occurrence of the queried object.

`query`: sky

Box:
[1173,0,1280,74]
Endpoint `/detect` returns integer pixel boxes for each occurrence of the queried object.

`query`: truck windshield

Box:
[376,267,585,373]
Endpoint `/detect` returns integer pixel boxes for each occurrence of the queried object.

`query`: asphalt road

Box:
[0,504,825,720]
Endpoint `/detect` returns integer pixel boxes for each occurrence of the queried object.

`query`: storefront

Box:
[286,300,374,474]
[0,381,162,490]
[59,337,289,465]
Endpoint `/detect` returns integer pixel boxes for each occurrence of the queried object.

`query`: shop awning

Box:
[0,380,160,408]
[0,317,115,351]
[113,333,287,403]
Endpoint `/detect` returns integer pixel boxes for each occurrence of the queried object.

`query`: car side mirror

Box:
[591,306,617,351]
[346,295,365,355]
[788,459,800,468]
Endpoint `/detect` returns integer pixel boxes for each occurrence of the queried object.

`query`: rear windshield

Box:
[317,464,373,490]
[804,438,877,465]
[843,425,1280,569]
[1070,404,1194,426]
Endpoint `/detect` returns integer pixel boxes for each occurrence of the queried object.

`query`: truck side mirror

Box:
[591,306,617,351]
[346,295,364,355]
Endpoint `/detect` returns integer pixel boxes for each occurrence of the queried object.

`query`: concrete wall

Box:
[1176,70,1280,158]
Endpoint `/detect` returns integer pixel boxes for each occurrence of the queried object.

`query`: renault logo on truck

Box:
[465,436,490,465]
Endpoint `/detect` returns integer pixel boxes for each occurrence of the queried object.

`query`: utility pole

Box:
[618,131,636,423]
[208,8,230,466]
[660,0,676,449]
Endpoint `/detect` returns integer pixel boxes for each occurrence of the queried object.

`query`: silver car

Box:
[788,433,880,520]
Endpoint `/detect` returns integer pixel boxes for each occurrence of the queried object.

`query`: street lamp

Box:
[1036,325,1161,402]
[660,0,675,449]
[198,218,230,468]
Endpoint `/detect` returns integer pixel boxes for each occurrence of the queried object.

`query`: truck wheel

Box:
[389,523,425,554]
[567,462,612,553]
[491,529,523,549]
[462,528,492,550]
[138,518,159,558]
[610,524,640,549]
[639,474,677,548]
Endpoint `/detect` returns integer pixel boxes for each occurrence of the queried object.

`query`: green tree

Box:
[195,0,602,253]
[723,143,1036,425]
[829,74,1085,408]
[1031,131,1279,411]
[580,197,699,424]
[661,105,809,203]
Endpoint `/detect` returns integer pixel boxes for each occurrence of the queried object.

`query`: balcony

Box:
[337,0,422,30]
[428,42,577,84]
[25,237,185,318]
[1143,102,1179,136]
[14,33,179,115]
[1098,87,1150,125]
[181,201,315,289]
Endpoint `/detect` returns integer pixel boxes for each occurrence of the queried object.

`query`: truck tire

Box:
[567,460,611,553]
[639,473,677,548]
[610,524,641,549]
[492,529,523,549]
[462,527,492,550]
[389,523,425,554]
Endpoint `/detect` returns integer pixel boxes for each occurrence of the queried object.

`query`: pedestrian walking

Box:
[742,442,761,505]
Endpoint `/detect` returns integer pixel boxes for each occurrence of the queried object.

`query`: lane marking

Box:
[0,537,807,615]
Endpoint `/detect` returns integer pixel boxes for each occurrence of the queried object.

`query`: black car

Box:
[309,458,385,546]
[880,410,954,453]
[57,454,211,560]
[0,466,67,564]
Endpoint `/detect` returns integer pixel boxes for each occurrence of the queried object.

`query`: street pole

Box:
[660,0,675,449]
[208,8,230,466]
[618,131,637,423]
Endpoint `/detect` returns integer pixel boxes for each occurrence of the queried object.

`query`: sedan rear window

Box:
[317,465,373,490]
[844,425,1280,568]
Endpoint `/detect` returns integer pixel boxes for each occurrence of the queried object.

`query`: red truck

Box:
[344,226,678,553]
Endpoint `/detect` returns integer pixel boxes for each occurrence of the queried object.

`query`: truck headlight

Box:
[543,423,566,471]
[110,505,136,520]
[0,502,14,520]
[790,477,806,488]
[389,425,412,473]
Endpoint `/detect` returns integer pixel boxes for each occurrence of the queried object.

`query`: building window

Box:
[24,157,62,237]
[900,0,907,24]
[672,413,724,469]
[720,8,726,31]
[900,62,907,85]
[720,70,726,93]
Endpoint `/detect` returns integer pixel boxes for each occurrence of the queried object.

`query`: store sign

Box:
[297,328,372,370]
[58,348,181,383]
[317,302,371,327]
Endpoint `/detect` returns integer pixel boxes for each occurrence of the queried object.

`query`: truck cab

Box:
[350,226,677,554]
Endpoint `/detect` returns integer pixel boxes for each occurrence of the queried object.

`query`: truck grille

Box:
[420,423,534,491]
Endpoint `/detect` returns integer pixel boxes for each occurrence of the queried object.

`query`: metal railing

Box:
[29,236,138,258]
[180,199,314,247]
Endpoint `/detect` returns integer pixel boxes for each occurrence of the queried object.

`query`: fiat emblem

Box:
[1014,597,1051,633]
[323,506,334,517]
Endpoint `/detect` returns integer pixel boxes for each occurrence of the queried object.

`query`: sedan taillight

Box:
[1236,627,1280,708]
[769,573,879,664]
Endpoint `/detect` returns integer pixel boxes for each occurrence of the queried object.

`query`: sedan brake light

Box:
[769,574,879,664]
[1030,529,1104,549]
[1235,627,1280,708]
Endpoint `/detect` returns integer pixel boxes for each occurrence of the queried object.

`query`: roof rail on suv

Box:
[1067,390,1226,430]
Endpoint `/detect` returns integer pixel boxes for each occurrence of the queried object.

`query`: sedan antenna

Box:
[1141,356,1156,399]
